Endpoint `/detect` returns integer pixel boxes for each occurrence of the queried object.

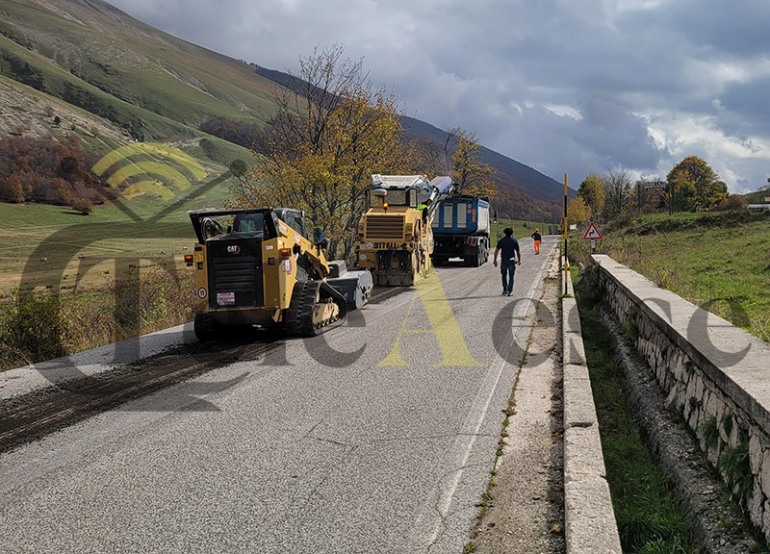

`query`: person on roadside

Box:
[531,228,542,255]
[493,227,521,296]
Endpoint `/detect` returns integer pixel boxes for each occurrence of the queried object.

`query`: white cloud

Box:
[544,105,583,121]
[648,112,770,193]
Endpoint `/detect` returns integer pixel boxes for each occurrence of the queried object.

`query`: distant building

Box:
[637,178,666,193]
[635,178,666,211]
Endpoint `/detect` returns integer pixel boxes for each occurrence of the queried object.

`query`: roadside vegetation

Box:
[0,192,224,371]
[564,155,770,343]
[0,268,194,370]
[564,160,770,551]
[574,269,697,552]
[567,208,770,342]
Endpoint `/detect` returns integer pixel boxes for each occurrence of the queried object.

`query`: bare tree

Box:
[602,169,633,220]
[232,44,415,259]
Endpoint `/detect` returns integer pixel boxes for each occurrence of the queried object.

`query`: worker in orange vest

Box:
[531,228,542,255]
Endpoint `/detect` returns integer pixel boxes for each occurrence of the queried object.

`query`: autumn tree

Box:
[231,45,416,259]
[0,135,107,209]
[0,174,25,203]
[665,169,697,214]
[567,195,591,223]
[666,156,726,212]
[577,173,605,219]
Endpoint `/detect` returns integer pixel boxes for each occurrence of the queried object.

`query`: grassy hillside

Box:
[0,0,567,223]
[0,0,281,139]
[568,210,770,342]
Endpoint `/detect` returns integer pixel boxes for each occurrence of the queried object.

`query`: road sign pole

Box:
[563,173,568,295]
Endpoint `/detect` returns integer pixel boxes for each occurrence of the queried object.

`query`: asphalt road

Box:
[0,237,557,554]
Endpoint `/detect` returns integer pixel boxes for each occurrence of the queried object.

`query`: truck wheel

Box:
[194,312,219,342]
[471,251,481,267]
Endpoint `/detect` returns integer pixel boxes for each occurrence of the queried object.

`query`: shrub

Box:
[70,197,93,215]
[0,269,196,371]
[717,195,747,211]
[0,292,67,368]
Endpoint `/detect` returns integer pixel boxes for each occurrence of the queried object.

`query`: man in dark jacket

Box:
[493,227,521,296]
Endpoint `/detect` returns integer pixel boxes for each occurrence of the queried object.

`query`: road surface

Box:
[0,237,556,554]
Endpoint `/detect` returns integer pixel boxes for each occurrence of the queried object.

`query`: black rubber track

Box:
[285,280,322,337]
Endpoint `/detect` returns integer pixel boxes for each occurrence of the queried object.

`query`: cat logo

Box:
[227,245,241,254]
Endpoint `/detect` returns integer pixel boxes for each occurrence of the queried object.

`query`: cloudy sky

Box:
[107,0,770,193]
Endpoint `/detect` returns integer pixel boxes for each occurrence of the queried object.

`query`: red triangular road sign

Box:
[582,222,603,240]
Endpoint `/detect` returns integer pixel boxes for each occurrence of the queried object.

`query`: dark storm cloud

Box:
[107,0,770,193]
[719,77,770,136]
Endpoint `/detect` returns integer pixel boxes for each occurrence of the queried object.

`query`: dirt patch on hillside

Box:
[0,77,124,142]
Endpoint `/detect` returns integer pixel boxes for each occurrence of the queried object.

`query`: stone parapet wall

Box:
[592,254,770,540]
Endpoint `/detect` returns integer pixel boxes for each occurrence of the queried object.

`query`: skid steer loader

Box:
[186,207,373,340]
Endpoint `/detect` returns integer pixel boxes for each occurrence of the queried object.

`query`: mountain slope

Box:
[0,0,279,139]
[0,0,570,221]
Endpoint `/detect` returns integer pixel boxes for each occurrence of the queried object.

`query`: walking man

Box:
[531,227,542,255]
[493,227,521,296]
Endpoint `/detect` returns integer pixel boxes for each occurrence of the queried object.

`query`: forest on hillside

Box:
[0,135,114,213]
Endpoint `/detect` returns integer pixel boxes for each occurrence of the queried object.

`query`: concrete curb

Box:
[561,258,622,553]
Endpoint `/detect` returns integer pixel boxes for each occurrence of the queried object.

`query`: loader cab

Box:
[274,208,307,239]
[366,186,421,209]
[232,212,266,234]
[190,208,308,244]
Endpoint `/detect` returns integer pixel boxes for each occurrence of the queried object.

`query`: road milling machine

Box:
[186,207,373,340]
[354,174,453,286]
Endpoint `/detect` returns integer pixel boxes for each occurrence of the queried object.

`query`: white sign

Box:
[582,222,603,241]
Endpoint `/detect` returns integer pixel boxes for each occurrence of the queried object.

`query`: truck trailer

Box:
[430,195,491,267]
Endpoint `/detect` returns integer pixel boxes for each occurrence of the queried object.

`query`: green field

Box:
[0,172,236,294]
[490,218,555,244]
[568,210,770,342]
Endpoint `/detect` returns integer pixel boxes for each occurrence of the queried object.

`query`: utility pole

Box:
[563,173,568,295]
